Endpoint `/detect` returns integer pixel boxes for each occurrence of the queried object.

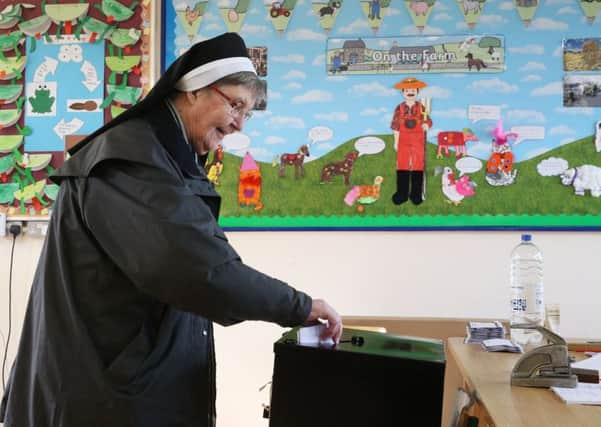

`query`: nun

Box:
[0,33,342,427]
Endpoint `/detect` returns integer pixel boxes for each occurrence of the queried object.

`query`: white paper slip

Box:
[297,324,335,346]
[572,353,601,373]
[551,383,601,405]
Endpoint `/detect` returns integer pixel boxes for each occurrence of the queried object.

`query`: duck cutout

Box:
[441,167,475,205]
[344,175,383,212]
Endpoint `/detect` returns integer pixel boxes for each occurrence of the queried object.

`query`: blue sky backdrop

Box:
[164,0,601,163]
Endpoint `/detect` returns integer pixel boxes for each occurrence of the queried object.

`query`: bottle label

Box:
[511,297,527,312]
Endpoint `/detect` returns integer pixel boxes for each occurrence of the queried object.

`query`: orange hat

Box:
[394,77,427,90]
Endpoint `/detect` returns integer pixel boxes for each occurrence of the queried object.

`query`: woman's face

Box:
[180,84,255,155]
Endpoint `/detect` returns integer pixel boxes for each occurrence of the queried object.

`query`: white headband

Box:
[175,57,256,92]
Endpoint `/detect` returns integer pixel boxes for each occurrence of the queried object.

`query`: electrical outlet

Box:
[0,212,5,237]
[6,221,23,237]
[27,221,49,238]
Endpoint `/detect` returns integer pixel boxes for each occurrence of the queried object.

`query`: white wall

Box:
[1,231,600,427]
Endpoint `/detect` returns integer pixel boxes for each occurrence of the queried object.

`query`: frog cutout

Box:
[29,83,55,114]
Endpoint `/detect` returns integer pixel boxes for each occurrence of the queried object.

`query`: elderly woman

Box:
[0,33,342,427]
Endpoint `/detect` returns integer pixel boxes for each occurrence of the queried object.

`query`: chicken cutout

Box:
[440,166,476,205]
[344,175,384,212]
[177,1,208,40]
[485,119,518,186]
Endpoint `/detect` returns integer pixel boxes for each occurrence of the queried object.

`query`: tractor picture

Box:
[270,1,291,17]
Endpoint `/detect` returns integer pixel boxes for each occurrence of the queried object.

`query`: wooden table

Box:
[447,337,601,427]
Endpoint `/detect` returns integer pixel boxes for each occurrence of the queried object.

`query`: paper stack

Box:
[481,338,523,353]
[551,383,601,405]
[465,321,505,344]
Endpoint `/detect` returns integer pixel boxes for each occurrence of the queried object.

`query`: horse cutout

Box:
[465,53,487,71]
[279,144,310,178]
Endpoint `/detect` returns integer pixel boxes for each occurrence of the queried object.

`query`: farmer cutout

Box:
[390,77,432,205]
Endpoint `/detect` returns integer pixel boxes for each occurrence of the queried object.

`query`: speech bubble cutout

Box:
[222,133,251,152]
[455,156,483,176]
[511,126,545,145]
[468,105,501,123]
[537,157,569,176]
[354,136,385,157]
[308,126,333,144]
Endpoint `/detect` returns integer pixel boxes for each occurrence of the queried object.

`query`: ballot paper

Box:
[481,338,523,353]
[297,324,335,346]
[572,353,601,375]
[551,383,601,405]
[465,321,505,344]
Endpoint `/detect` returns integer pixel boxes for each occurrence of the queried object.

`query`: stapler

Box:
[510,324,578,388]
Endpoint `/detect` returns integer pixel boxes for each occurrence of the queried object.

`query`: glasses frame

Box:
[209,85,253,121]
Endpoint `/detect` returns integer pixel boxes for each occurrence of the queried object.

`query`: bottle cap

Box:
[521,234,532,242]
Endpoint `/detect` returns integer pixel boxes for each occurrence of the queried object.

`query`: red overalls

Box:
[390,101,432,171]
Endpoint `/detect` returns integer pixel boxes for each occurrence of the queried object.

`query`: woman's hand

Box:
[304,299,343,344]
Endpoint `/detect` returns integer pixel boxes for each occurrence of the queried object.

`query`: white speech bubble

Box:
[354,136,385,157]
[537,157,569,176]
[308,126,333,144]
[222,133,251,152]
[468,105,501,123]
[455,156,483,176]
[511,125,545,145]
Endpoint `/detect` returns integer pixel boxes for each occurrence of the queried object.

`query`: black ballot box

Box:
[268,327,446,427]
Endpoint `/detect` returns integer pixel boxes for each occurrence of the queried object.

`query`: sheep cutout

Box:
[537,157,601,197]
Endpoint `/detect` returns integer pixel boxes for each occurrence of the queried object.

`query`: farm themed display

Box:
[312,0,344,34]
[0,0,153,217]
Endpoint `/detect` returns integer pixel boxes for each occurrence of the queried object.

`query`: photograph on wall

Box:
[162,1,601,230]
[563,38,601,72]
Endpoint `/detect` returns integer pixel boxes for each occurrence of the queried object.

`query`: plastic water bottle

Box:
[510,234,544,345]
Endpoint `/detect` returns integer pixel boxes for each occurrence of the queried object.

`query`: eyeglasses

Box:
[209,85,253,121]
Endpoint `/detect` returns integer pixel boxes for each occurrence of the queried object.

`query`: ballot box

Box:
[268,327,446,427]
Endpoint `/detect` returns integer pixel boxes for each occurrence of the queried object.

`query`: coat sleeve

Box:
[80,160,312,327]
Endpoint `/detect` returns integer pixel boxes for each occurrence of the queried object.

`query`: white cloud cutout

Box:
[433,12,452,21]
[468,78,519,93]
[218,0,236,7]
[531,81,563,96]
[465,141,492,160]
[317,143,335,151]
[554,106,594,115]
[546,0,573,4]
[498,1,514,10]
[422,85,451,99]
[287,28,327,41]
[506,109,546,123]
[206,23,223,31]
[557,6,578,14]
[249,130,261,137]
[559,138,573,146]
[549,125,575,135]
[314,112,349,121]
[268,89,282,100]
[360,107,389,116]
[479,14,506,25]
[553,45,562,57]
[272,54,305,64]
[363,128,377,134]
[529,17,568,30]
[508,45,544,55]
[265,116,305,128]
[291,90,334,104]
[520,61,546,71]
[326,75,348,82]
[242,24,270,34]
[521,74,542,82]
[435,1,449,10]
[350,82,397,97]
[313,54,325,66]
[432,108,468,119]
[282,70,307,80]
[387,7,401,15]
[338,19,369,34]
[248,147,274,161]
[285,82,302,90]
[265,136,286,145]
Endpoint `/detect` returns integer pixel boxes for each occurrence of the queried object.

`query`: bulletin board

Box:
[174,1,601,229]
[0,0,157,219]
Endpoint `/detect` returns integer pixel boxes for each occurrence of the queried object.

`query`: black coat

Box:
[0,105,312,427]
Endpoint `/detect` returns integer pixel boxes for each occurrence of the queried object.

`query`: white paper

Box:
[551,383,601,405]
[572,353,601,373]
[297,324,334,346]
